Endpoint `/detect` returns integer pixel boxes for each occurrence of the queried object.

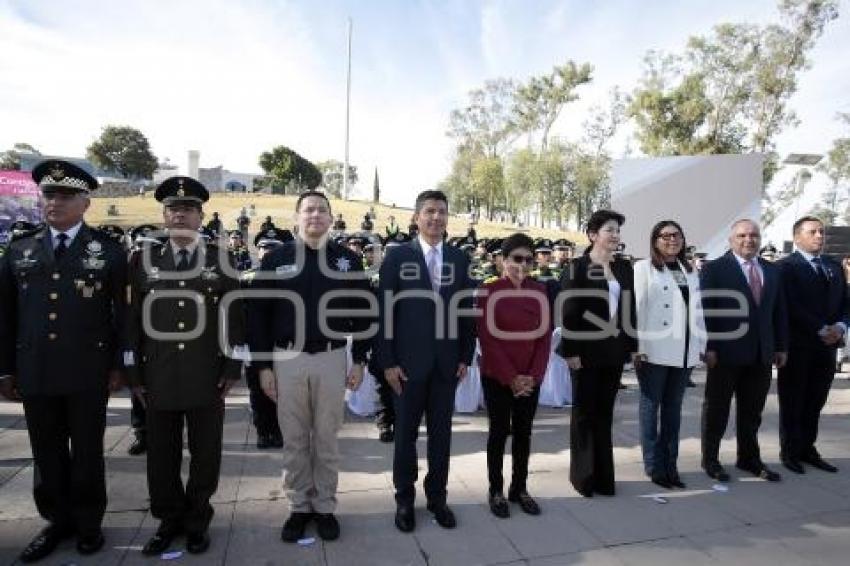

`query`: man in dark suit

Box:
[0,160,127,563]
[777,216,848,474]
[700,219,789,483]
[378,190,476,533]
[125,177,244,556]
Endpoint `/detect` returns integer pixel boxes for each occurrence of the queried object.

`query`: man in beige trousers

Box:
[248,191,373,542]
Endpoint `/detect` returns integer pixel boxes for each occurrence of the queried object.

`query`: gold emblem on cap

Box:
[49,165,65,180]
[177,187,185,197]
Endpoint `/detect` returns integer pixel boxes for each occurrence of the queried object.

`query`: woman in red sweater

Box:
[477,233,552,519]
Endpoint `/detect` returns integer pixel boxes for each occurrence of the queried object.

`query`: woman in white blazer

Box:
[633,220,706,489]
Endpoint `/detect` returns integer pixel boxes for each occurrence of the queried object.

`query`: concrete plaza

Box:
[2,369,850,565]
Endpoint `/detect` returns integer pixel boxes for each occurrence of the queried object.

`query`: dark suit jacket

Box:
[0,224,127,395]
[700,251,788,365]
[125,241,244,410]
[377,239,476,381]
[777,251,849,352]
[556,255,638,367]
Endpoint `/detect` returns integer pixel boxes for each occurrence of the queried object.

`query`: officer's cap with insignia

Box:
[154,176,209,208]
[32,160,98,195]
[534,238,553,253]
[9,220,37,235]
[385,232,411,248]
[130,224,161,244]
[254,228,291,249]
[484,238,503,255]
[553,238,574,251]
[364,234,382,251]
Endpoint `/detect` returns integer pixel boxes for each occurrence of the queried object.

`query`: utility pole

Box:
[343,18,352,200]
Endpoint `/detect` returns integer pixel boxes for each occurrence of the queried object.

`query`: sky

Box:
[1,0,848,243]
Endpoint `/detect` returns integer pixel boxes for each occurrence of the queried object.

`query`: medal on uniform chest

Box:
[335,257,351,272]
[200,266,219,280]
[82,240,106,270]
[15,248,38,269]
[147,266,160,281]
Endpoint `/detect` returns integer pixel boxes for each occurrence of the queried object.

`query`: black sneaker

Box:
[281,512,313,542]
[315,513,340,541]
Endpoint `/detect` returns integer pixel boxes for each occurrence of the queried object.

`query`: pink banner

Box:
[0,170,39,195]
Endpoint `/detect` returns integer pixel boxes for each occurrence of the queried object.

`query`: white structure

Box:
[611,155,763,259]
[188,150,200,180]
[152,158,179,186]
[198,166,262,192]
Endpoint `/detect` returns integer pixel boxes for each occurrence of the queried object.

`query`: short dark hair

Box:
[501,233,534,258]
[414,190,448,212]
[649,219,692,273]
[296,191,332,213]
[792,215,824,235]
[584,209,625,254]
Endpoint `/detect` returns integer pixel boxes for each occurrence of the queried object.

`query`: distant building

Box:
[198,165,265,193]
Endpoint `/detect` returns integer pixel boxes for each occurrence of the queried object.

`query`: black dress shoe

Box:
[508,490,541,515]
[488,492,510,518]
[782,458,805,474]
[256,433,273,449]
[128,435,147,455]
[142,523,182,556]
[186,531,210,554]
[281,512,313,542]
[802,454,838,473]
[426,502,457,529]
[19,524,73,563]
[737,463,781,482]
[394,505,415,533]
[76,531,105,555]
[269,432,284,448]
[651,474,672,489]
[316,513,340,541]
[668,474,686,489]
[378,428,394,443]
[704,462,730,482]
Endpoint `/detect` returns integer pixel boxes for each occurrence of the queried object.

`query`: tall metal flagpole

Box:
[343,18,352,200]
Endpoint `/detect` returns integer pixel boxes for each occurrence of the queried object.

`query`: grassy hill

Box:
[88,194,585,242]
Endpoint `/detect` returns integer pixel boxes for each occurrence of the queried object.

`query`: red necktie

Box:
[746,260,762,305]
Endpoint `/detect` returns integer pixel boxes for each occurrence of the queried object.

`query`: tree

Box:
[258,146,322,194]
[504,149,538,223]
[316,160,357,198]
[439,145,485,215]
[86,125,158,179]
[513,60,593,149]
[814,112,850,224]
[629,0,838,190]
[0,142,41,170]
[448,78,518,158]
[470,156,505,220]
[372,168,380,203]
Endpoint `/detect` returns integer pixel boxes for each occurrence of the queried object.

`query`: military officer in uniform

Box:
[243,228,290,449]
[124,176,244,556]
[0,160,127,563]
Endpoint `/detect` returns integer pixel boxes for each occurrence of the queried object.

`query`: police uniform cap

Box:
[553,238,574,251]
[32,160,98,194]
[154,176,209,206]
[534,238,553,253]
[9,220,37,234]
[97,224,125,242]
[130,224,161,242]
[254,228,290,248]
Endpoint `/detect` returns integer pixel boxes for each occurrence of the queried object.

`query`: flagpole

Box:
[343,17,352,200]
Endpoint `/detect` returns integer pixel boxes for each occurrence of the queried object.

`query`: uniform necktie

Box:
[54,233,68,261]
[746,260,762,305]
[426,247,441,292]
[177,248,190,270]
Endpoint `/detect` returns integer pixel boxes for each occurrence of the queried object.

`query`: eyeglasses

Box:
[509,254,535,265]
[657,232,682,241]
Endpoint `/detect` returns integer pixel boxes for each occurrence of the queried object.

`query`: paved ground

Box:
[3,369,850,565]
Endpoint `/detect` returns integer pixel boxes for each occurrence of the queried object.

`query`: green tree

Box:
[513,60,593,149]
[448,78,518,158]
[815,113,850,224]
[470,156,506,221]
[439,145,485,214]
[504,149,538,223]
[316,159,357,198]
[0,142,41,170]
[258,146,322,194]
[629,0,838,190]
[86,125,158,179]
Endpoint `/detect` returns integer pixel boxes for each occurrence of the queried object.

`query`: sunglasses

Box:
[509,254,535,265]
